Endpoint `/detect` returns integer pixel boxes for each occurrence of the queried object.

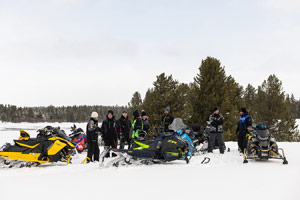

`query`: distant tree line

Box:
[0,105,125,123]
[128,57,299,141]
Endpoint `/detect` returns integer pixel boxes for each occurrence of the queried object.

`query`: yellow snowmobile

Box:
[0,128,75,168]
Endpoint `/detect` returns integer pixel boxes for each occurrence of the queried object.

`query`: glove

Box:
[245,133,251,140]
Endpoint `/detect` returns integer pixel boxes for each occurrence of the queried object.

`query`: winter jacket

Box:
[142,118,150,133]
[236,113,252,135]
[162,114,174,132]
[131,117,143,139]
[100,116,121,140]
[86,118,100,143]
[209,113,224,133]
[118,115,131,137]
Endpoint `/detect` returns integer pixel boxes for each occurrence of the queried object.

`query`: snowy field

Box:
[0,122,300,200]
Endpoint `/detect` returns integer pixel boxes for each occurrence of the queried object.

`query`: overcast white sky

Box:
[0,0,299,107]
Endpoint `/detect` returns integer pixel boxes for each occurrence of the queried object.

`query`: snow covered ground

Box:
[0,122,299,200]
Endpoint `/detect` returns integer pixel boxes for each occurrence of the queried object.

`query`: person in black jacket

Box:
[141,110,150,134]
[118,110,131,149]
[236,108,252,153]
[131,110,143,140]
[100,110,121,149]
[161,107,174,132]
[86,112,100,163]
[208,107,225,154]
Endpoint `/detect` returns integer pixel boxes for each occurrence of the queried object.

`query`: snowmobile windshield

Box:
[256,130,270,140]
[256,123,267,130]
[168,118,187,132]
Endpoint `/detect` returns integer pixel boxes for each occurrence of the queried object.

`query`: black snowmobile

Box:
[0,127,75,168]
[243,122,288,164]
[99,132,190,168]
[177,120,227,155]
[168,118,209,155]
[187,124,209,155]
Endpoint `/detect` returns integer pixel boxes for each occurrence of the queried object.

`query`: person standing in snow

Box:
[131,110,143,140]
[100,110,121,149]
[141,110,150,134]
[208,107,225,154]
[161,107,174,132]
[118,110,131,149]
[236,108,252,153]
[86,112,100,163]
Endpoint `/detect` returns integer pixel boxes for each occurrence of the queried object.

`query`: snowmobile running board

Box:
[243,148,288,165]
[0,157,40,168]
[99,147,192,168]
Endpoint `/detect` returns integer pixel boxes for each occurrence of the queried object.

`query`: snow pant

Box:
[208,132,225,153]
[119,135,131,150]
[87,141,100,162]
[104,138,117,148]
[238,132,248,153]
[104,138,118,157]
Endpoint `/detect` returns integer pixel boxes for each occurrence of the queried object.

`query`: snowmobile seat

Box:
[3,145,29,153]
[14,140,41,148]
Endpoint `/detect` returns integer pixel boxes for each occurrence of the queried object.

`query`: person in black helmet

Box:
[118,110,132,149]
[100,110,121,149]
[86,112,100,163]
[161,107,174,132]
[236,108,252,153]
[208,107,225,154]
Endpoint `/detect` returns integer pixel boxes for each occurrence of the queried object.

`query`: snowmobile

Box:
[169,118,202,155]
[170,118,221,155]
[99,131,191,168]
[156,118,210,164]
[69,125,87,153]
[0,127,75,168]
[243,122,288,164]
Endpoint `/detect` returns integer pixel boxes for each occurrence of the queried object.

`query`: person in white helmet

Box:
[85,112,100,163]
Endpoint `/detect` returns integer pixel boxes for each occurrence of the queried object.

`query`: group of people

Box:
[85,107,174,163]
[84,105,252,162]
[207,107,252,154]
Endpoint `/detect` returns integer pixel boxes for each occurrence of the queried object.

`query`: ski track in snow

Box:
[0,122,299,200]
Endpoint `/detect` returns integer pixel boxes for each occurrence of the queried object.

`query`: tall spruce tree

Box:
[243,84,257,114]
[192,57,226,125]
[191,57,242,140]
[128,91,143,116]
[142,73,191,134]
[255,74,299,141]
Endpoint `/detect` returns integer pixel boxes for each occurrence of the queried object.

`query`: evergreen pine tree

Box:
[255,74,299,141]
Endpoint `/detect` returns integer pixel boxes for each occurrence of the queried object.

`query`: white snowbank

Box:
[0,123,299,200]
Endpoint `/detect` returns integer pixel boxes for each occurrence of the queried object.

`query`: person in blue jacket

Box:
[236,108,252,153]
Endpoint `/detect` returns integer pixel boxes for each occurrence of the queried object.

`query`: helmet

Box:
[91,112,99,118]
